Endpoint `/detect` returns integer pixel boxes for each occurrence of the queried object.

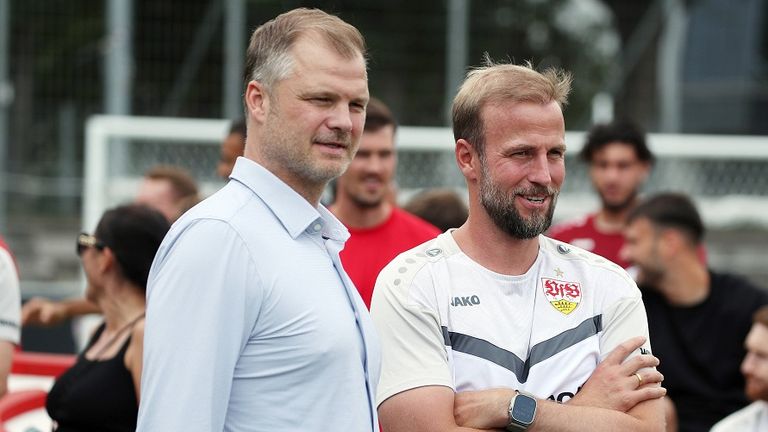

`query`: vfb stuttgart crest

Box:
[541,278,581,315]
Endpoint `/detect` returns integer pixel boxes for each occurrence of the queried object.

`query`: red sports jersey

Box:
[548,213,630,268]
[341,208,440,308]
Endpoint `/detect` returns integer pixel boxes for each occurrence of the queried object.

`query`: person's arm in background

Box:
[124,319,145,402]
[0,340,13,397]
[21,297,100,327]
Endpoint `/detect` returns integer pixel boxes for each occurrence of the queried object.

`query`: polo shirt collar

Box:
[229,157,349,242]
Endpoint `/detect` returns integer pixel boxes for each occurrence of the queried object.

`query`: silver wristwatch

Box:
[506,390,537,431]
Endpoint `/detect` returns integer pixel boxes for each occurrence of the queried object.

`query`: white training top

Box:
[371,231,652,405]
[0,246,20,344]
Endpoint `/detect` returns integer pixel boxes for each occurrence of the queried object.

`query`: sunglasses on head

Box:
[76,232,105,256]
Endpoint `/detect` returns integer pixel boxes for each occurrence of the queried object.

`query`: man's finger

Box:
[603,336,646,365]
[622,353,660,373]
[628,386,667,407]
[636,370,664,386]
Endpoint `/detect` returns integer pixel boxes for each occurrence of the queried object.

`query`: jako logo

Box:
[451,295,480,306]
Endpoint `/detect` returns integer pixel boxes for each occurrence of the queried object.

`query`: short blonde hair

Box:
[451,58,572,156]
[244,8,366,91]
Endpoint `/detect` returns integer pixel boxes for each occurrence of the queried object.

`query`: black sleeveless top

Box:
[46,323,139,432]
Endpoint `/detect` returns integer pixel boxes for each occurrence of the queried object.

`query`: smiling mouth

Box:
[317,141,347,149]
[524,196,546,203]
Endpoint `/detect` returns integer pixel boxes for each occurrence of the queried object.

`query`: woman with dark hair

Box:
[46,204,170,432]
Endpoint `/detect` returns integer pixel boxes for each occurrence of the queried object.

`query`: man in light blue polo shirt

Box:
[137,8,380,431]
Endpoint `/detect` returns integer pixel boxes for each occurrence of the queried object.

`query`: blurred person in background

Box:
[217,119,246,179]
[0,234,20,398]
[711,306,768,432]
[549,120,653,268]
[45,204,169,432]
[329,97,440,307]
[21,165,199,328]
[134,165,200,222]
[137,8,380,431]
[622,192,768,432]
[403,188,469,232]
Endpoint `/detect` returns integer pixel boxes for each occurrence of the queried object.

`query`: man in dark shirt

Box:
[621,192,768,432]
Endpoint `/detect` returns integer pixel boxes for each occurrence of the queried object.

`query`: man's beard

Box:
[347,175,387,209]
[745,378,768,402]
[601,188,638,213]
[261,107,353,185]
[479,165,558,239]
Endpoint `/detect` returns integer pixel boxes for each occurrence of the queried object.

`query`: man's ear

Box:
[659,228,685,256]
[244,80,269,125]
[456,138,480,182]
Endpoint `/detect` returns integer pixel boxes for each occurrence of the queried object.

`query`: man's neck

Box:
[330,198,392,229]
[657,253,710,306]
[595,206,633,234]
[451,208,540,276]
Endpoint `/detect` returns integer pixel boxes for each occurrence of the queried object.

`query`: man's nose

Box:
[741,353,755,376]
[327,104,353,132]
[527,154,552,186]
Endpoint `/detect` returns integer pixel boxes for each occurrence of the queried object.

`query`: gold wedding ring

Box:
[635,373,643,386]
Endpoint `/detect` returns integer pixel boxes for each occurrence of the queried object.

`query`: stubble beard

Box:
[635,248,665,288]
[601,188,639,214]
[745,379,768,402]
[346,175,387,210]
[349,191,384,209]
[261,110,354,186]
[479,163,558,240]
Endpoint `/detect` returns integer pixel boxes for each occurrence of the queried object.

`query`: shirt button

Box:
[312,223,322,232]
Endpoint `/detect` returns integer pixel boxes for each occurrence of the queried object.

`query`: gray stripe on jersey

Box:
[442,314,602,383]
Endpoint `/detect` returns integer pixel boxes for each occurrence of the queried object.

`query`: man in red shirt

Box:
[330,98,440,307]
[548,121,653,268]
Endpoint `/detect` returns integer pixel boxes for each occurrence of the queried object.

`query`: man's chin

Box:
[350,194,385,209]
[601,194,636,213]
[745,382,768,402]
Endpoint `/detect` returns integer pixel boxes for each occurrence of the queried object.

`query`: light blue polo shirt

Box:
[137,157,380,431]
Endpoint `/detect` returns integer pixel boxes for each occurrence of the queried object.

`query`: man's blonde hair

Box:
[451,57,572,157]
[244,8,366,91]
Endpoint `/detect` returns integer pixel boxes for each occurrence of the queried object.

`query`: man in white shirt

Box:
[137,8,380,431]
[371,60,666,431]
[0,236,20,398]
[711,306,768,432]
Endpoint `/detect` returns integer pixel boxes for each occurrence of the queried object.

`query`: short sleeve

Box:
[370,264,453,406]
[599,294,653,363]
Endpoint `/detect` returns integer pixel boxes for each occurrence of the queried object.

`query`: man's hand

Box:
[454,387,514,429]
[21,297,69,326]
[569,336,666,412]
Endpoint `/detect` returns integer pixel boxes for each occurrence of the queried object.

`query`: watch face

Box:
[512,395,537,424]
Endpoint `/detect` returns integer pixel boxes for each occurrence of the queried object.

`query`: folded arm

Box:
[380,337,666,432]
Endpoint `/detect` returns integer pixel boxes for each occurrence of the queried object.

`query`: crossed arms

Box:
[378,336,666,432]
